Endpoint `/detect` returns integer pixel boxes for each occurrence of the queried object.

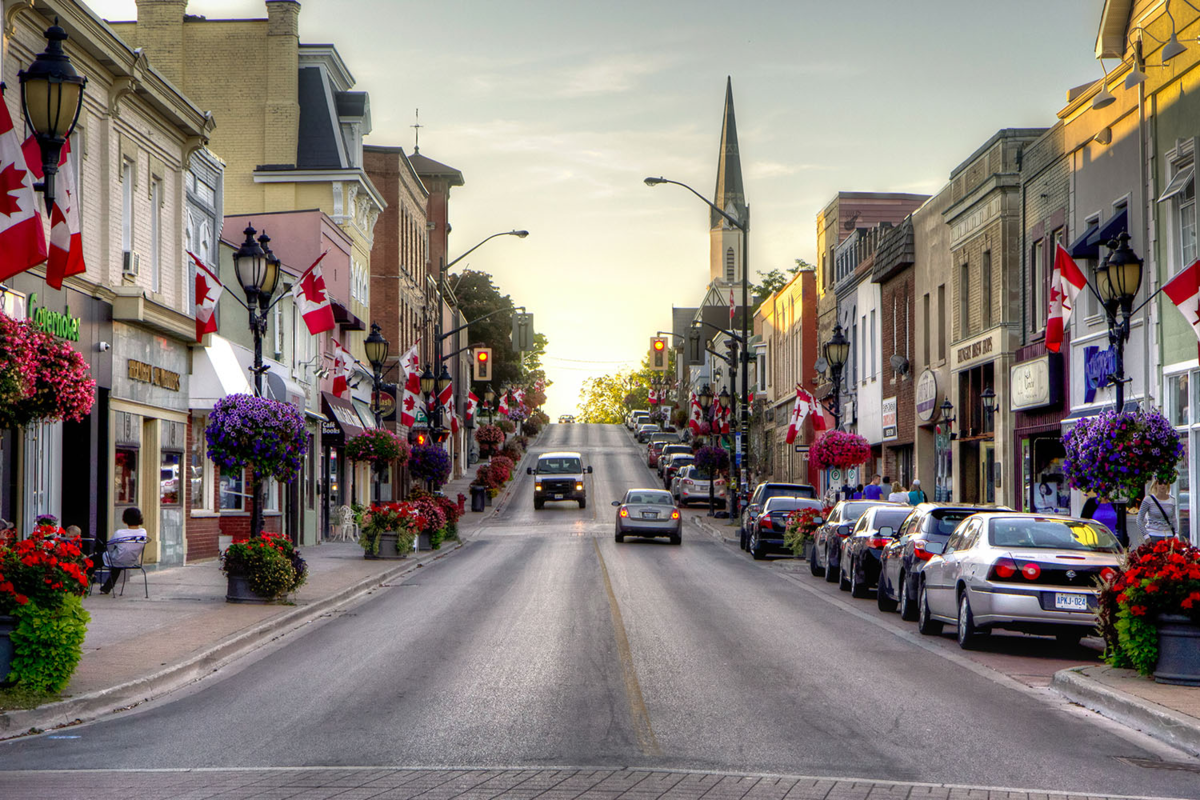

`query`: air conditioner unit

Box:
[122,251,141,277]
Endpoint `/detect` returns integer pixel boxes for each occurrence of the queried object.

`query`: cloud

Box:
[746,160,833,180]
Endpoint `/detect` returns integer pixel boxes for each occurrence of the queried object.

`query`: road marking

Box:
[591,536,662,757]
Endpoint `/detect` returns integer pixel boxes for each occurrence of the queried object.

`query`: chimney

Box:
[134,0,187,86]
[264,0,300,167]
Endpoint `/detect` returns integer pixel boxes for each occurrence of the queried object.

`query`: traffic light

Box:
[512,313,535,352]
[686,328,704,366]
[473,347,492,381]
[650,337,668,371]
[411,430,428,446]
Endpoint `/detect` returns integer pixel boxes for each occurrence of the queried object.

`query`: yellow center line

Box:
[591,536,662,757]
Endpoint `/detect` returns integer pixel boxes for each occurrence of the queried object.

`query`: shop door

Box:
[980,441,996,506]
[158,421,186,567]
[23,420,62,527]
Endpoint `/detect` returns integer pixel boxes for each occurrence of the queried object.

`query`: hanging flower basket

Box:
[409,444,452,488]
[1063,407,1184,502]
[0,312,96,430]
[205,394,309,482]
[346,429,410,469]
[811,430,871,470]
[694,445,730,475]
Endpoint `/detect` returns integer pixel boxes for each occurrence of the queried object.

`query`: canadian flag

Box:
[729,287,735,322]
[22,137,83,289]
[331,339,354,399]
[716,403,730,434]
[786,386,825,445]
[1045,244,1089,353]
[438,381,454,426]
[398,341,422,428]
[514,388,526,410]
[498,391,511,416]
[1163,260,1200,361]
[0,96,47,282]
[648,388,658,406]
[688,391,703,434]
[190,252,222,342]
[466,391,479,426]
[291,252,336,335]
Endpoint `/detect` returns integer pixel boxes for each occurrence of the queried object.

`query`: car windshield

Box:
[929,509,976,535]
[538,458,581,475]
[627,492,672,505]
[988,519,1122,552]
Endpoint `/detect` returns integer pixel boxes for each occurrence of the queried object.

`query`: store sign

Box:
[916,369,939,422]
[881,396,898,440]
[28,293,80,342]
[1083,345,1118,403]
[1010,355,1060,410]
[957,336,993,366]
[127,359,181,391]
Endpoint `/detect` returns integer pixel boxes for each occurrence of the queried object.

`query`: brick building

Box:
[872,216,919,488]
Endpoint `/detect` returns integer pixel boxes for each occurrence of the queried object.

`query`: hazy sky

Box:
[92,0,1103,416]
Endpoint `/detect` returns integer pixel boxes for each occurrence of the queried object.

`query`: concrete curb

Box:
[692,515,740,545]
[0,543,466,740]
[1050,668,1200,758]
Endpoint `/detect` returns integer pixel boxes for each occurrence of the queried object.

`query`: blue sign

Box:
[735,433,743,467]
[1083,345,1118,403]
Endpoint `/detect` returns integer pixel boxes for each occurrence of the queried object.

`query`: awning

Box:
[1086,208,1128,252]
[190,336,253,410]
[332,299,365,331]
[351,397,379,430]
[1067,221,1100,260]
[322,392,365,445]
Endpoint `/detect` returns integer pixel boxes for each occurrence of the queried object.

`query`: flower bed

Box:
[1064,407,1184,501]
[205,394,308,482]
[811,430,871,470]
[346,429,410,469]
[409,444,452,489]
[221,533,307,599]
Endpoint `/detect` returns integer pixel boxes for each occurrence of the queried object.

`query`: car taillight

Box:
[620,508,628,517]
[715,479,726,486]
[671,510,680,520]
[759,514,773,531]
[683,479,694,486]
[913,540,935,560]
[1021,562,1041,580]
[867,537,891,548]
[989,557,1018,580]
[1100,567,1119,584]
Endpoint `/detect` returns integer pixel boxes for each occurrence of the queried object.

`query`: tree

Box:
[576,373,628,424]
[751,258,814,312]
[449,269,543,390]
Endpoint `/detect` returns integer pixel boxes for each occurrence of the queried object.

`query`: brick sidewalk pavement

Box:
[0,767,1188,800]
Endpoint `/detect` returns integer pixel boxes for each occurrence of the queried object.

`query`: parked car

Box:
[671,464,726,508]
[627,411,649,430]
[838,505,915,597]
[747,497,825,560]
[528,451,593,509]
[661,453,695,489]
[654,443,691,473]
[636,423,660,443]
[613,489,681,545]
[740,482,818,550]
[810,500,891,582]
[648,431,683,446]
[917,513,1123,649]
[877,503,1001,619]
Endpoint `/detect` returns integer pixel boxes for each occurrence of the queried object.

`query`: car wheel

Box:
[1056,630,1085,648]
[809,543,825,577]
[838,556,851,591]
[824,546,839,583]
[615,532,624,543]
[898,572,917,621]
[750,532,766,560]
[578,498,587,509]
[669,533,681,546]
[534,499,544,510]
[917,583,943,636]
[877,572,898,612]
[850,559,869,598]
[957,593,980,650]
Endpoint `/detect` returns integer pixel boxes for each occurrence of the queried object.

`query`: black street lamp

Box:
[364,322,389,503]
[231,223,281,539]
[980,386,996,433]
[698,384,718,517]
[19,21,87,207]
[821,322,851,430]
[484,384,496,426]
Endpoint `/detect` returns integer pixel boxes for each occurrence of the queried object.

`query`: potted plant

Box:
[1064,407,1184,501]
[694,445,730,475]
[0,524,92,691]
[475,424,504,457]
[222,533,307,603]
[1098,538,1200,685]
[346,429,410,471]
[359,502,423,559]
[0,312,96,431]
[409,443,452,490]
[811,430,872,470]
[783,507,828,560]
[496,418,516,435]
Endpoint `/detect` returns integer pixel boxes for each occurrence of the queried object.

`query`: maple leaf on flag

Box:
[404,396,415,411]
[0,162,29,217]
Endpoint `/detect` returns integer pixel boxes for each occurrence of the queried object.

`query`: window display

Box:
[115,447,138,506]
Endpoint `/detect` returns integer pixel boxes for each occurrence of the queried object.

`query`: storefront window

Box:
[1180,435,1192,544]
[265,477,280,512]
[1169,373,1190,427]
[190,415,210,510]
[115,447,138,506]
[160,451,182,506]
[220,466,245,511]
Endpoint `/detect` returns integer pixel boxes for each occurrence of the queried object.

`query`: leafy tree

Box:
[576,374,628,424]
[750,258,814,312]
[449,269,545,390]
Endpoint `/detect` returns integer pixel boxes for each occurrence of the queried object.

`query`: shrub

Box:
[694,446,730,474]
[0,312,96,429]
[0,525,91,614]
[359,502,423,556]
[500,443,524,463]
[810,430,871,470]
[490,456,515,483]
[1064,407,1184,501]
[7,596,89,694]
[783,507,829,555]
[475,424,504,450]
[523,416,542,436]
[346,429,410,468]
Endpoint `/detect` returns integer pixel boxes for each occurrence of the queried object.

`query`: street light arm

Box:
[439,304,514,342]
[706,347,735,365]
[444,230,529,273]
[645,177,746,232]
[692,319,745,344]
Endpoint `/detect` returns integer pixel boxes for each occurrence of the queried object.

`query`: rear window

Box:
[988,519,1121,553]
[538,457,582,475]
[764,485,817,500]
[874,509,912,530]
[663,445,691,455]
[766,498,822,513]
[842,502,878,524]
[627,492,672,505]
[928,509,975,536]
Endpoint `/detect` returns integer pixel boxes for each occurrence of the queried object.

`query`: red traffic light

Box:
[478,351,489,362]
[652,337,666,352]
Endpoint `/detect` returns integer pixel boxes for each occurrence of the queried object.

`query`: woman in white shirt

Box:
[887,482,909,504]
[101,507,148,594]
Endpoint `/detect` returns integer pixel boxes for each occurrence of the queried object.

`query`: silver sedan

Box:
[614,489,682,545]
[917,513,1122,649]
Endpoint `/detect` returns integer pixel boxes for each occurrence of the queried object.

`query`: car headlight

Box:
[535,483,543,491]
[575,482,584,491]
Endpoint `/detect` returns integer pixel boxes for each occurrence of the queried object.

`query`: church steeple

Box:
[712,76,747,231]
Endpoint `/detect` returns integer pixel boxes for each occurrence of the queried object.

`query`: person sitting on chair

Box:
[101,507,148,594]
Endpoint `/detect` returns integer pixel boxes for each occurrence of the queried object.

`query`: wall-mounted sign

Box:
[1010,355,1061,410]
[916,369,939,422]
[28,293,81,341]
[1083,345,1118,404]
[127,359,181,391]
[881,396,898,440]
[956,336,993,366]
[952,329,1002,373]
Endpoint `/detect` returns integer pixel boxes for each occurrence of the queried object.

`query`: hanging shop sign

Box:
[1083,345,1118,404]
[916,369,939,423]
[28,293,81,342]
[881,396,898,440]
[1010,354,1061,411]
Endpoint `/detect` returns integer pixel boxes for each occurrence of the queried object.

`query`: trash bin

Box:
[470,484,487,512]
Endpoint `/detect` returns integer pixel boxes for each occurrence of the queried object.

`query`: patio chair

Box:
[89,535,150,598]
[334,505,358,542]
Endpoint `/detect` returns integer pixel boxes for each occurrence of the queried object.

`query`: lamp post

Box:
[1095,231,1144,546]
[980,386,996,433]
[939,399,957,504]
[484,384,496,426]
[698,384,717,516]
[19,21,87,208]
[822,322,851,431]
[364,322,389,503]
[646,176,750,502]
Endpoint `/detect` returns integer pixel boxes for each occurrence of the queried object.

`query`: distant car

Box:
[636,423,660,443]
[672,464,726,508]
[661,453,695,489]
[877,503,1002,619]
[740,482,819,551]
[557,415,575,424]
[810,500,893,582]
[917,513,1123,649]
[613,489,681,545]
[838,505,915,597]
[528,451,593,509]
[748,497,825,560]
[656,444,692,477]
[628,411,650,430]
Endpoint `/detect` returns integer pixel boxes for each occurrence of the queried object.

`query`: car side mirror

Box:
[587,466,593,474]
[814,517,824,526]
[924,541,946,555]
[878,526,894,538]
[527,467,533,475]
[837,524,850,537]
[611,500,621,507]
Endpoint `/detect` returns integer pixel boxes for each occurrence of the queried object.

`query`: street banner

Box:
[785,385,807,444]
[1163,259,1200,362]
[688,392,702,434]
[0,93,47,282]
[291,252,336,334]
[399,340,422,428]
[1046,244,1088,353]
[190,252,222,341]
[729,287,735,322]
[466,391,479,425]
[498,391,510,416]
[331,338,354,399]
[438,381,454,432]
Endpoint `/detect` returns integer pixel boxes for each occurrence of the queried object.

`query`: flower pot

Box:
[225,573,276,604]
[800,541,813,560]
[369,531,409,560]
[418,532,434,551]
[1154,613,1200,686]
[0,614,15,685]
[218,534,233,555]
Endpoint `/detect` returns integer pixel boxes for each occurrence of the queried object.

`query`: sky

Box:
[92,0,1105,417]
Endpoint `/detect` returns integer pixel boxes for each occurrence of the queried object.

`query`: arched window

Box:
[725,247,735,281]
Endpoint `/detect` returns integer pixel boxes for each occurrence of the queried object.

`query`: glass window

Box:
[264,477,280,512]
[1030,240,1044,332]
[1181,434,1193,544]
[160,451,181,506]
[981,250,992,329]
[150,178,162,293]
[988,519,1121,552]
[190,415,209,510]
[220,466,245,511]
[1169,373,1190,427]
[121,159,134,252]
[115,447,138,505]
[1181,178,1196,267]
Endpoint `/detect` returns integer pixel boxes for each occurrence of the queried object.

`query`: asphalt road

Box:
[2,423,1198,799]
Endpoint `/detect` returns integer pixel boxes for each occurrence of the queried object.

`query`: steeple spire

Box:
[712,76,747,230]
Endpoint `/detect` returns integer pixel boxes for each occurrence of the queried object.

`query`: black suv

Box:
[740,482,817,550]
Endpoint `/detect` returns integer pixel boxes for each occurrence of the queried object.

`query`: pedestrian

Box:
[887,482,908,503]
[908,479,927,506]
[100,507,148,594]
[1081,493,1123,545]
[852,483,864,500]
[1137,480,1179,544]
[862,474,884,500]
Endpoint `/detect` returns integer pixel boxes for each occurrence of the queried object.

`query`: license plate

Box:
[1054,593,1090,611]
[553,494,563,500]
[642,512,657,519]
